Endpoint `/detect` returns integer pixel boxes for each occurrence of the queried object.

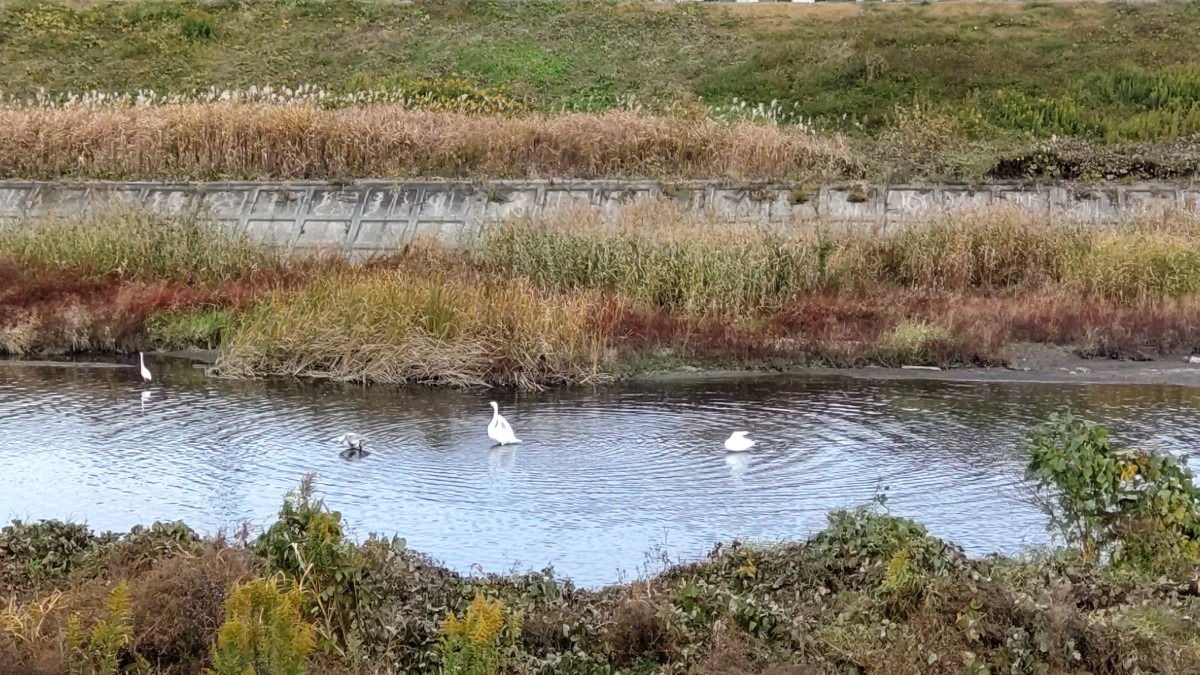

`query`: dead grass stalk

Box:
[0,105,860,181]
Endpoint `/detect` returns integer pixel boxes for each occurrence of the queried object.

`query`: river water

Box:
[2,357,1197,587]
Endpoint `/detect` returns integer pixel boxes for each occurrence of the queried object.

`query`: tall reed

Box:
[0,208,279,284]
[0,104,859,181]
[483,202,1200,310]
[215,251,615,389]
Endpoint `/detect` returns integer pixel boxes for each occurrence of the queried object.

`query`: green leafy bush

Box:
[1026,412,1200,572]
[255,475,365,655]
[0,519,95,581]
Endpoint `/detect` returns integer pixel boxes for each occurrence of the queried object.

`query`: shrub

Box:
[438,592,522,675]
[207,575,315,675]
[65,580,146,675]
[0,519,96,583]
[351,536,466,672]
[130,545,256,672]
[81,521,200,579]
[1025,412,1200,572]
[806,507,968,592]
[254,476,364,654]
[603,597,670,668]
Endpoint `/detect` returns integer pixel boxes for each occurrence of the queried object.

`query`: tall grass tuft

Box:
[483,206,833,317]
[215,250,615,389]
[484,201,1200,309]
[0,104,859,181]
[1065,217,1200,303]
[0,208,279,284]
[866,207,1090,291]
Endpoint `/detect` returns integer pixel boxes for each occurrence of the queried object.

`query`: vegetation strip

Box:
[5,0,1200,181]
[4,205,1200,387]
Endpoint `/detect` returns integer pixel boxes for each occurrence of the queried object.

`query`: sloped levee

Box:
[1,180,1197,254]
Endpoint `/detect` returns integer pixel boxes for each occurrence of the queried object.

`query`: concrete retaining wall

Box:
[2,180,1198,253]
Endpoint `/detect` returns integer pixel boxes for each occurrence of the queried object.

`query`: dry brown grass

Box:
[214,248,620,389]
[488,200,1200,308]
[130,545,257,674]
[0,104,860,181]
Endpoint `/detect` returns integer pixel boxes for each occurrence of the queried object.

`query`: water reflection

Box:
[2,357,1199,587]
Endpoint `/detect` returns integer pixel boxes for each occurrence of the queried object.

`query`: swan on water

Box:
[487,401,522,446]
[724,431,755,452]
[139,352,152,382]
[336,433,369,459]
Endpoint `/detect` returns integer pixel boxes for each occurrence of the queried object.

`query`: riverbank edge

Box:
[5,458,1200,675]
[12,342,1200,390]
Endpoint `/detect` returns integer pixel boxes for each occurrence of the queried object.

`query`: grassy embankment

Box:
[5,0,1200,384]
[4,0,1200,180]
[5,205,1200,386]
[3,415,1200,674]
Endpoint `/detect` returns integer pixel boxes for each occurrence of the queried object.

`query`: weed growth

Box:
[1026,412,1200,573]
[254,475,364,655]
[65,580,146,675]
[208,574,315,675]
[215,252,613,389]
[439,592,522,675]
[0,105,858,181]
[0,209,278,285]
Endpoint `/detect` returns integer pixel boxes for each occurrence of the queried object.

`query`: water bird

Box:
[336,433,369,459]
[724,431,755,452]
[487,401,522,446]
[139,352,152,382]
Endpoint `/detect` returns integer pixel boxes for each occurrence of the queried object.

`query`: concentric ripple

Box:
[2,358,1199,587]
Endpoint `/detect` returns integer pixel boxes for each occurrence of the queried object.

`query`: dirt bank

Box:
[634,344,1200,389]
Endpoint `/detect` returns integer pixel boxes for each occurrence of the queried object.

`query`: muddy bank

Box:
[631,344,1200,388]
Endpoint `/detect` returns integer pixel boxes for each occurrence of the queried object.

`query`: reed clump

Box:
[0,104,859,181]
[0,207,279,285]
[214,250,615,389]
[485,201,1200,310]
[0,209,287,356]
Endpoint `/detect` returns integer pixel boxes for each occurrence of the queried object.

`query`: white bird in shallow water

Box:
[336,433,369,459]
[487,401,522,446]
[724,431,755,452]
[139,352,152,382]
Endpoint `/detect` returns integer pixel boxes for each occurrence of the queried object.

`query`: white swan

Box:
[336,433,369,459]
[139,352,152,382]
[487,401,522,446]
[724,431,755,452]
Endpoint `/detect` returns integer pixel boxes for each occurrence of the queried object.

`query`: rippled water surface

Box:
[3,357,1199,586]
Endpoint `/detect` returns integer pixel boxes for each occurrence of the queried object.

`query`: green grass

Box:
[146,307,232,350]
